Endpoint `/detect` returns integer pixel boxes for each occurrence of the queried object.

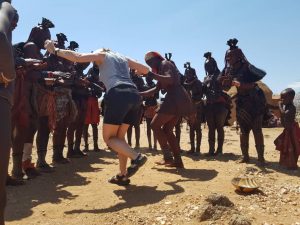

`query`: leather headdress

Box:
[39,17,55,29]
[67,41,79,51]
[56,33,68,42]
[203,52,211,58]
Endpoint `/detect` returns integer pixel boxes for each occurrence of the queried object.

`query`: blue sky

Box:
[12,0,300,93]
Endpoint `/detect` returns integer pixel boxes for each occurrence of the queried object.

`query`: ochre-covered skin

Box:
[11,21,52,181]
[0,1,17,102]
[143,55,194,167]
[204,56,220,77]
[66,59,90,158]
[183,66,203,154]
[203,54,228,155]
[275,90,300,170]
[143,77,159,149]
[0,1,17,224]
[222,41,266,164]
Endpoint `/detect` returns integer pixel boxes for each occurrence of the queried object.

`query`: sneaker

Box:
[108,175,130,186]
[127,154,147,177]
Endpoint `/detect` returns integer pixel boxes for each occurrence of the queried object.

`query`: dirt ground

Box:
[5,122,300,225]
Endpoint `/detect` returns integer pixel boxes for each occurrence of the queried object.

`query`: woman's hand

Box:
[44,40,56,54]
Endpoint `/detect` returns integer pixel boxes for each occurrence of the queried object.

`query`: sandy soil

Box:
[5,122,300,225]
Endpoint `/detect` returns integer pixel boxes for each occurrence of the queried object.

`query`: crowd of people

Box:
[1,1,300,225]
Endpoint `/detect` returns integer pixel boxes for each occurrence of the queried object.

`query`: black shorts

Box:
[104,84,142,125]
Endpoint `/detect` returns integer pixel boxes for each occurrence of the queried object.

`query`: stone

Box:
[199,204,227,221]
[280,187,289,195]
[205,193,234,207]
[229,214,252,225]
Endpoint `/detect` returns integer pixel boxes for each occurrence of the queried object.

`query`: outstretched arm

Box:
[139,85,160,98]
[146,71,174,86]
[44,40,105,65]
[127,57,149,75]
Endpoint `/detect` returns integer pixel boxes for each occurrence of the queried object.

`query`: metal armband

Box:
[0,72,10,87]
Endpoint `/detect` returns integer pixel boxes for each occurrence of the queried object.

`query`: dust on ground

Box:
[5,123,300,225]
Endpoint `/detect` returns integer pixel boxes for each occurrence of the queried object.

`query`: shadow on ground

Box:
[5,152,108,222]
[154,167,218,181]
[65,180,185,214]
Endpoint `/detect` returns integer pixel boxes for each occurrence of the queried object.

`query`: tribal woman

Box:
[141,52,194,168]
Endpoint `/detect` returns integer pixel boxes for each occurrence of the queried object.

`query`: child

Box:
[274,88,300,170]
